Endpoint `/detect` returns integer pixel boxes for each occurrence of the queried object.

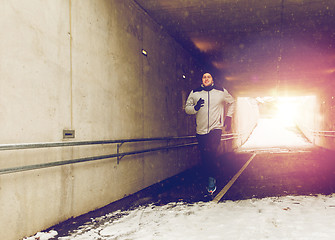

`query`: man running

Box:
[185,72,235,194]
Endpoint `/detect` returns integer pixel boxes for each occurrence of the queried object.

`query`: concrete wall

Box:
[233,97,260,149]
[296,90,335,151]
[0,1,202,239]
[295,96,317,143]
[218,97,259,153]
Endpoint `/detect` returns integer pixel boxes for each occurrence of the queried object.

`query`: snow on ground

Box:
[26,194,335,240]
[25,119,331,240]
[24,230,58,240]
[241,118,311,150]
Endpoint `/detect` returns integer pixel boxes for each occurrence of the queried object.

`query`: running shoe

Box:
[207,177,216,195]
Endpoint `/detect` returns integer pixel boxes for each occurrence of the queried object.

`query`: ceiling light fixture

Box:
[141,49,148,56]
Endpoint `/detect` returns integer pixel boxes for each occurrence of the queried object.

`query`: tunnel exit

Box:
[239,96,316,151]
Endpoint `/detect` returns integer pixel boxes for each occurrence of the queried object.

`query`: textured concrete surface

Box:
[0,1,204,239]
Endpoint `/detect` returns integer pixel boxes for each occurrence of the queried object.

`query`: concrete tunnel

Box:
[1,1,335,239]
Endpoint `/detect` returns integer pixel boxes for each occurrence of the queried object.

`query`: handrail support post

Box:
[117,142,125,164]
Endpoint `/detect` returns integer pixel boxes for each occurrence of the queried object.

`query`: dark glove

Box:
[224,116,232,131]
[194,98,205,111]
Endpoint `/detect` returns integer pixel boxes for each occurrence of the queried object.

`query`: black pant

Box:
[196,129,222,178]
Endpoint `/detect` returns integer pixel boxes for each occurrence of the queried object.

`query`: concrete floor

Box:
[47,143,335,238]
[46,119,335,238]
[224,147,335,201]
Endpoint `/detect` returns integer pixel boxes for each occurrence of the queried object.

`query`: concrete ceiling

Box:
[134,0,335,97]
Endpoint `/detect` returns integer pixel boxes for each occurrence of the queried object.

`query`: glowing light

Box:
[242,96,316,150]
[191,37,219,53]
[325,68,335,74]
[275,97,300,126]
[241,118,312,150]
[225,76,238,81]
[212,61,226,70]
[141,49,148,56]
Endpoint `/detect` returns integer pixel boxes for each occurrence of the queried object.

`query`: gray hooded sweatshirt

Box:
[185,84,235,135]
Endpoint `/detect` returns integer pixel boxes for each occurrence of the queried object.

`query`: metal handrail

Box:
[297,124,335,138]
[0,142,198,175]
[0,133,238,175]
[0,132,241,151]
[313,132,335,138]
[314,130,335,133]
[0,136,196,151]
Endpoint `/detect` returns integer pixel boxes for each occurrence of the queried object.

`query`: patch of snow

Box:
[23,230,57,240]
[48,194,335,240]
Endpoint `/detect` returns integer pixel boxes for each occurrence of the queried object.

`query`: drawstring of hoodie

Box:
[208,91,210,133]
[201,83,214,134]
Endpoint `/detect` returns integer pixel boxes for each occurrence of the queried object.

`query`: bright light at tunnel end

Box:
[241,95,316,149]
[256,95,315,127]
[275,97,300,126]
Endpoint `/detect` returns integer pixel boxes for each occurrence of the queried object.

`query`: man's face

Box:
[202,73,213,87]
